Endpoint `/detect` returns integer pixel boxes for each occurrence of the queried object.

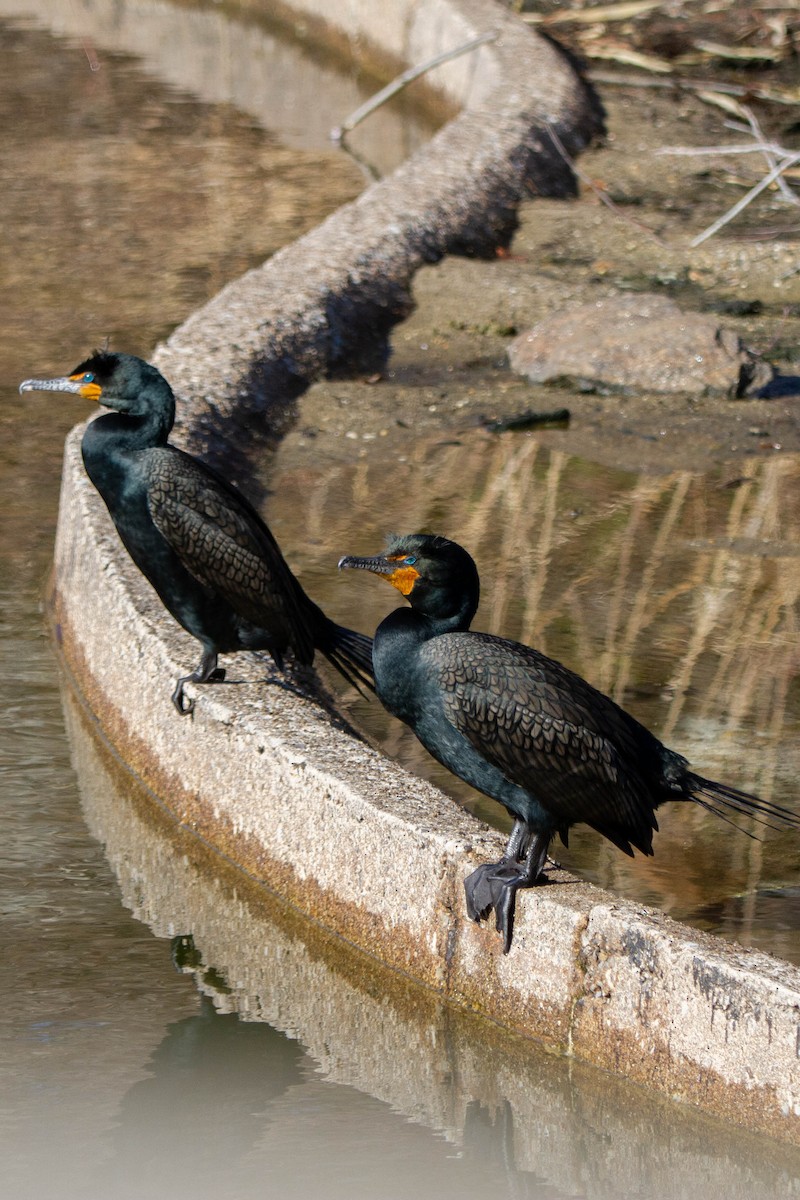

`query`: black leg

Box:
[171,648,224,715]
[494,833,550,953]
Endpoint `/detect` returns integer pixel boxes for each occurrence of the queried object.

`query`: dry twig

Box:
[330,31,497,142]
[546,122,669,245]
[589,70,800,107]
[657,108,800,244]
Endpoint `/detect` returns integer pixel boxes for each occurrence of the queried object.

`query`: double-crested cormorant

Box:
[21,351,373,712]
[339,533,800,952]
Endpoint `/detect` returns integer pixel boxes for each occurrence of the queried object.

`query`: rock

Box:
[508,294,774,397]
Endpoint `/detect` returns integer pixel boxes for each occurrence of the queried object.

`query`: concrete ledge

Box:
[54,427,800,1144]
[49,0,800,1146]
[62,684,800,1192]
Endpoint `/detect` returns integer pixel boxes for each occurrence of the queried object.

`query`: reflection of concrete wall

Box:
[47,0,800,1146]
[0,0,439,173]
[64,687,800,1197]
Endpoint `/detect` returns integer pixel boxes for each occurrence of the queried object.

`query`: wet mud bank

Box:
[52,0,800,1144]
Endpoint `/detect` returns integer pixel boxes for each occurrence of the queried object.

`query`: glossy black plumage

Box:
[340,533,800,952]
[20,351,373,712]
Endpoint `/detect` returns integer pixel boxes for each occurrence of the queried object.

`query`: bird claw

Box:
[172,681,195,716]
[495,883,519,955]
[171,665,226,715]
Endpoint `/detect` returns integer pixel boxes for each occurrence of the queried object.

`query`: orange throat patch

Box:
[387,565,420,596]
[70,375,103,402]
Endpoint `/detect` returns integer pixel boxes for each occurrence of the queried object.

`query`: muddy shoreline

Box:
[288,80,799,477]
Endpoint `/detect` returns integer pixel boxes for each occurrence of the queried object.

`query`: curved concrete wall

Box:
[152,0,603,459]
[49,0,800,1145]
[62,685,800,1194]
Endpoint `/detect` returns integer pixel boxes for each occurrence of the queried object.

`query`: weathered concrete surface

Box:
[49,0,800,1148]
[62,685,800,1194]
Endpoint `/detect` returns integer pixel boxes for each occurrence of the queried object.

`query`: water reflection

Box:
[3,7,800,1192]
[49,684,800,1200]
[104,999,304,1197]
[0,0,448,177]
[265,427,800,959]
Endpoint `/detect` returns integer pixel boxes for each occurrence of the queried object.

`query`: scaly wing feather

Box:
[145,448,315,660]
[424,631,659,852]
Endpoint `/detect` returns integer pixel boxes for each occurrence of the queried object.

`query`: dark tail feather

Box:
[319,622,375,695]
[687,772,800,837]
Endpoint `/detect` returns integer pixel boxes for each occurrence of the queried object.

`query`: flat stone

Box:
[508,294,774,396]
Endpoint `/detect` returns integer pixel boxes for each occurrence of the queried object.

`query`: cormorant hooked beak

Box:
[338,553,394,576]
[338,553,420,597]
[19,374,103,401]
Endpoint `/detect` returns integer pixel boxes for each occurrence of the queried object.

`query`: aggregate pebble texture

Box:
[52,0,800,1144]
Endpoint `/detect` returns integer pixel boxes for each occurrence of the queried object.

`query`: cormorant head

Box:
[339,533,480,626]
[19,351,174,421]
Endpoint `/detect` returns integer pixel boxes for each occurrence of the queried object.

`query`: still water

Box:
[2,3,800,1198]
[267,425,800,961]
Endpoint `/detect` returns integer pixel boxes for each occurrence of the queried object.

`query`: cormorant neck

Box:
[83,398,173,454]
[382,594,475,644]
[414,585,477,636]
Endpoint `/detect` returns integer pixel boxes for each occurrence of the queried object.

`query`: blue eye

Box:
[404,555,417,566]
[83,372,94,383]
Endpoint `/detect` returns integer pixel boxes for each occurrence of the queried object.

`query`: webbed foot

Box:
[464,861,523,923]
[464,830,551,954]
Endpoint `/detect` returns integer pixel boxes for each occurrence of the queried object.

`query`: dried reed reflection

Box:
[267,429,800,958]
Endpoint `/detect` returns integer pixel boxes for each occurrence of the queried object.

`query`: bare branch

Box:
[330,31,497,143]
[546,123,669,245]
[736,107,800,207]
[690,150,800,245]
